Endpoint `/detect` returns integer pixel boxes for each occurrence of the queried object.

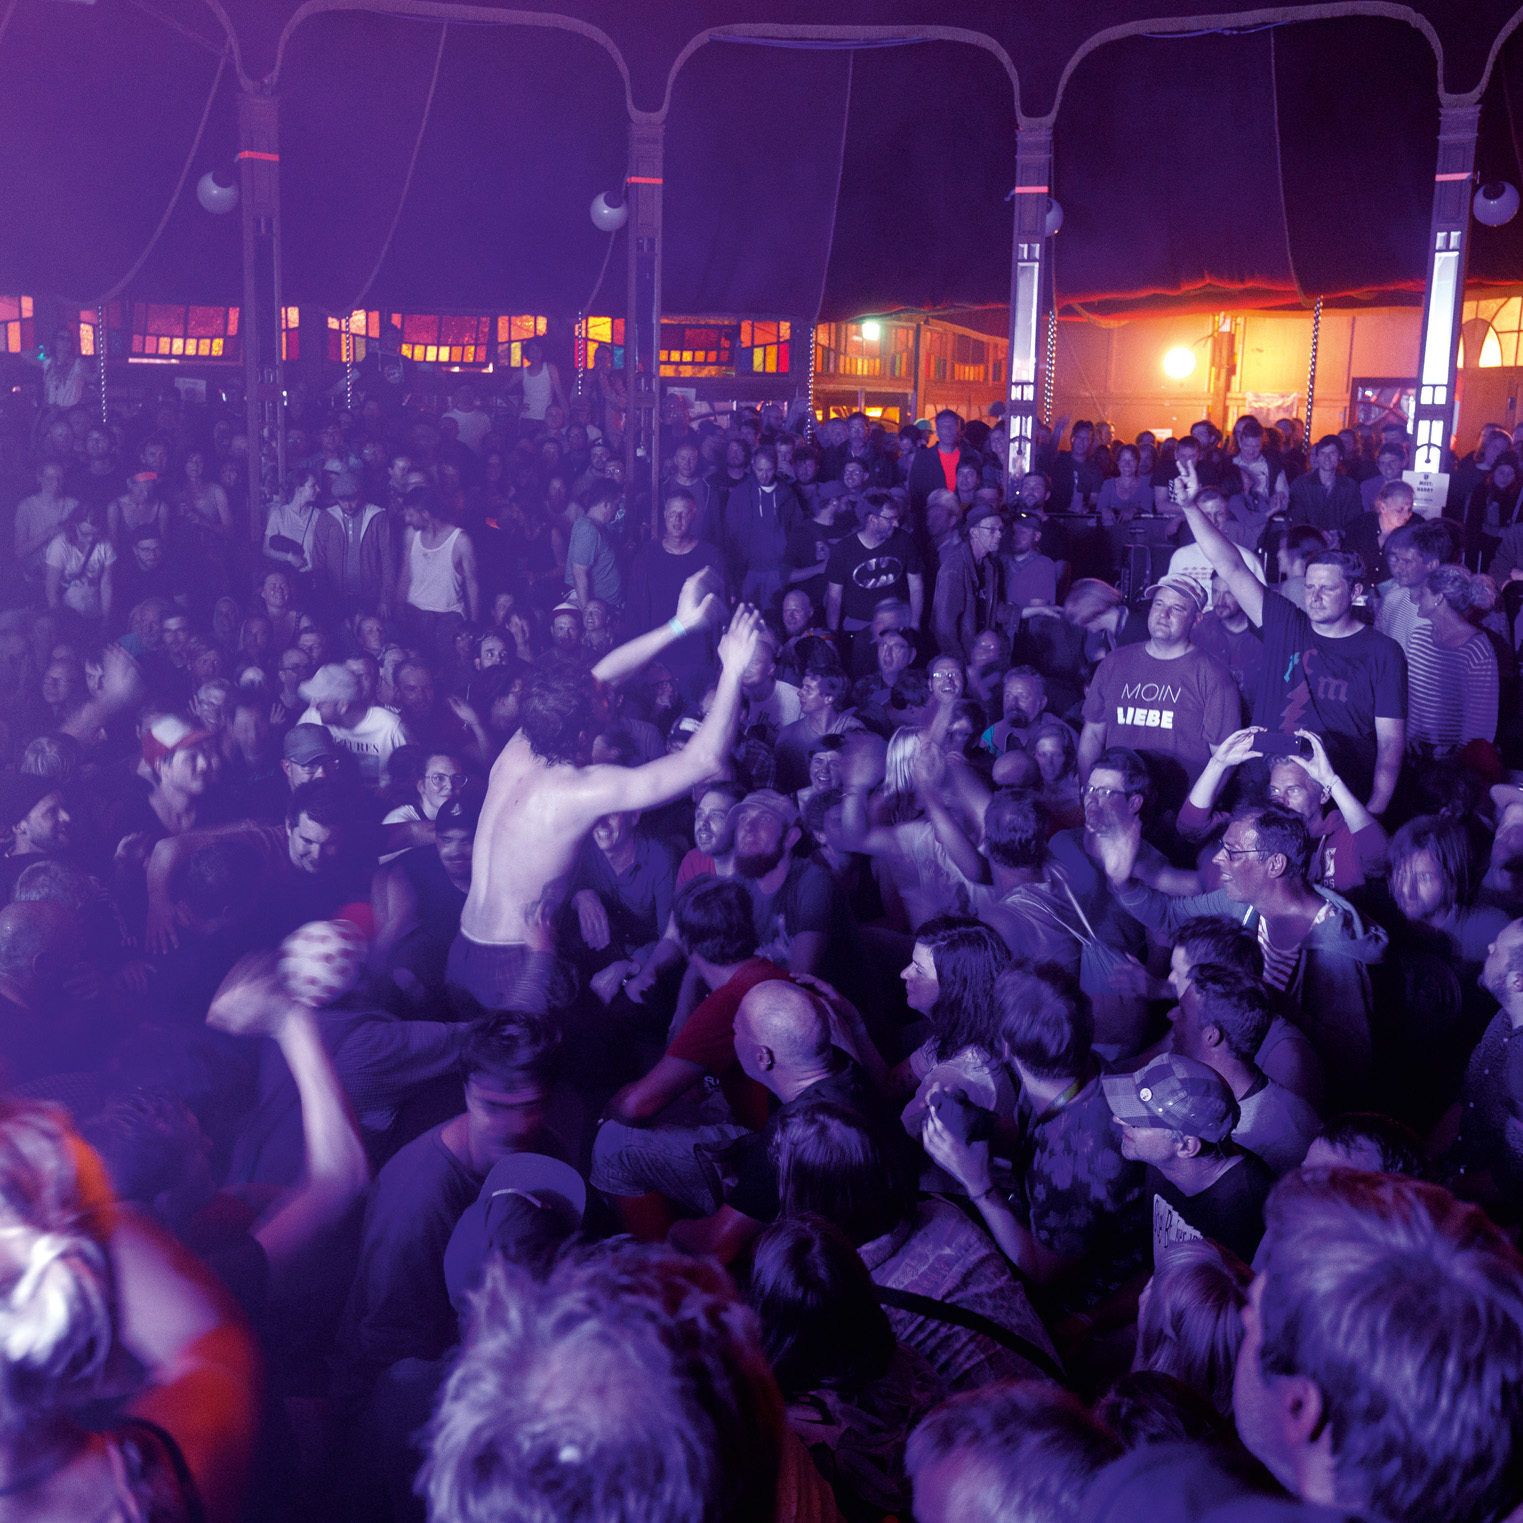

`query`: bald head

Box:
[734,981,833,1088]
[0,900,80,992]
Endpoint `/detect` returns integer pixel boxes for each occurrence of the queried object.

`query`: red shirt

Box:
[668,957,790,1127]
[677,848,718,886]
[938,446,961,492]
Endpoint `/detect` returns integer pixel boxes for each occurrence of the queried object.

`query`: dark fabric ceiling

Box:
[1,0,1523,323]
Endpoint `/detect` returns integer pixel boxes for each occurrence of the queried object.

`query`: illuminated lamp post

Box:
[1411,104,1480,479]
[1002,123,1057,492]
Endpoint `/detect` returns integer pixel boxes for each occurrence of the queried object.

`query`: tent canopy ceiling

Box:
[3,0,1523,322]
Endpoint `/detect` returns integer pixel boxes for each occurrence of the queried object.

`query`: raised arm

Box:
[1182,726,1262,830]
[208,970,369,1275]
[913,740,991,886]
[591,566,724,688]
[581,604,761,815]
[60,641,144,746]
[144,819,272,952]
[1296,729,1378,837]
[836,736,904,856]
[1181,492,1264,625]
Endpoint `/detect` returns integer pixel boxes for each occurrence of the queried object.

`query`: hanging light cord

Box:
[342,21,448,314]
[64,48,229,307]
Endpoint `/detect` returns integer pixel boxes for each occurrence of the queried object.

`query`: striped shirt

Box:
[1406,623,1498,752]
[1257,902,1334,993]
[1374,585,1421,653]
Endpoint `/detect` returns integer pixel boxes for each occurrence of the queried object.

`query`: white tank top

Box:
[407,526,465,613]
[520,363,553,420]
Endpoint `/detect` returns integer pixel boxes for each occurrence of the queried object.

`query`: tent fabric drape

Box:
[4,1,1523,317]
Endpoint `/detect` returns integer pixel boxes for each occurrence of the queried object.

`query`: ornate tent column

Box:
[1003,121,1052,489]
[626,119,664,521]
[238,86,286,543]
[1412,102,1480,475]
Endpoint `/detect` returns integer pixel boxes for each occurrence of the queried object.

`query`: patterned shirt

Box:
[858,1199,1061,1392]
[1013,1071,1147,1311]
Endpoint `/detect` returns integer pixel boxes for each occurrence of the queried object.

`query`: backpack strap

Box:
[874,1285,1066,1385]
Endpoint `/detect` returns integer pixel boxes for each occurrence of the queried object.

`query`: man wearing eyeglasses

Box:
[932,502,1005,663]
[1092,802,1386,1111]
[825,489,925,652]
[1078,574,1239,814]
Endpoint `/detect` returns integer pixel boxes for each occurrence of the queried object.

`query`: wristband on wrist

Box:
[668,616,687,639]
[971,1185,1002,1206]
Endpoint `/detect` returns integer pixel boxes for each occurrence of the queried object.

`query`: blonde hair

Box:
[883,727,924,822]
[1134,1239,1251,1415]
[0,1104,114,1430]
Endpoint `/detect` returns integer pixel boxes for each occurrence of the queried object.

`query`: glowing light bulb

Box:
[860,321,881,341]
[1162,347,1196,380]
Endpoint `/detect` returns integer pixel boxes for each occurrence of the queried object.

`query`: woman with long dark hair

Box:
[747,1215,943,1523]
[896,914,1014,1123]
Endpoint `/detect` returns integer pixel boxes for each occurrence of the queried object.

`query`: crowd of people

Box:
[0,338,1522,1523]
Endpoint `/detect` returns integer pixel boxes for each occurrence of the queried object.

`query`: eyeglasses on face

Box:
[1215,842,1266,861]
[1082,785,1130,802]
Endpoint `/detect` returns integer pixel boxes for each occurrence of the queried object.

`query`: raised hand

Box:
[1091,813,1142,887]
[207,955,291,1037]
[717,603,762,674]
[922,1104,993,1196]
[911,736,948,795]
[1295,729,1338,790]
[1211,727,1265,769]
[675,566,725,633]
[1176,458,1200,504]
[99,642,144,710]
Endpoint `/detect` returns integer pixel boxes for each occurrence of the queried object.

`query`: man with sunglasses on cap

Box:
[1102,1051,1275,1265]
[297,661,407,789]
[1078,573,1239,812]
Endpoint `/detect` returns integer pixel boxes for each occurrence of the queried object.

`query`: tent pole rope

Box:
[66,48,229,307]
[343,22,448,313]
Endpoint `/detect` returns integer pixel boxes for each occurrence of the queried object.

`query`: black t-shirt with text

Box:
[1251,592,1406,795]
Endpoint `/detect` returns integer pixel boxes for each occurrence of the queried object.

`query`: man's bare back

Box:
[461,734,619,944]
[459,594,761,948]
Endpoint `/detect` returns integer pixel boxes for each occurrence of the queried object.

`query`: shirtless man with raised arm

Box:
[449,568,759,1015]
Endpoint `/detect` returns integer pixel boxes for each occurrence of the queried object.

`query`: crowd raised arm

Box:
[0,375,1521,1523]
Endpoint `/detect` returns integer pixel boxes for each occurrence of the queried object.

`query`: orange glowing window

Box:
[124,303,238,361]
